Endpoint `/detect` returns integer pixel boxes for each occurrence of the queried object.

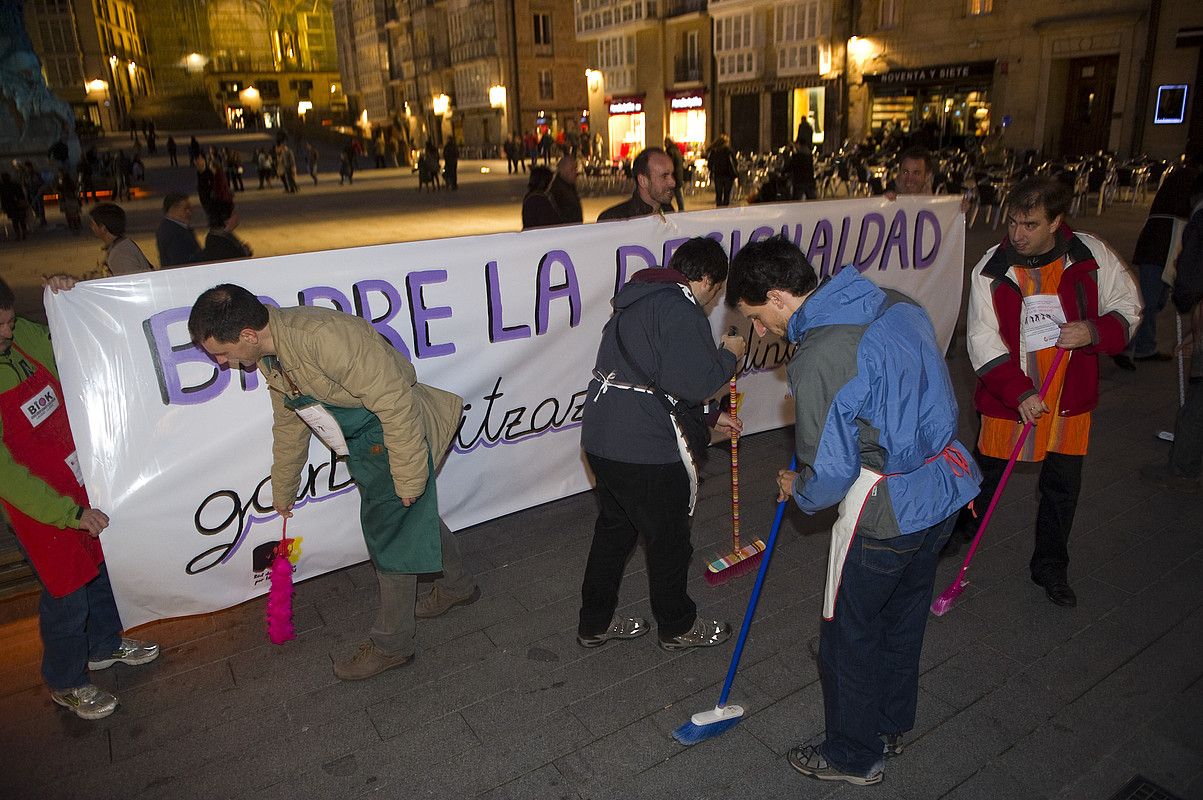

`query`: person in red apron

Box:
[0,277,158,720]
[727,239,981,787]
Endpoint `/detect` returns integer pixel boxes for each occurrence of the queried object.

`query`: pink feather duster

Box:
[266,519,295,644]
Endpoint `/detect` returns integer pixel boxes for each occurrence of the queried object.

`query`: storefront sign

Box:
[668,93,705,110]
[867,60,995,87]
[608,97,643,115]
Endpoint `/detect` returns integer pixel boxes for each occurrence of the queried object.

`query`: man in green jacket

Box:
[0,276,158,720]
[188,284,480,680]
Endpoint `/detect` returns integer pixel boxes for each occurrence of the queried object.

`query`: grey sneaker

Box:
[88,638,160,670]
[332,641,414,681]
[882,734,904,757]
[51,684,118,720]
[659,618,731,651]
[577,616,649,648]
[415,584,481,619]
[788,744,883,786]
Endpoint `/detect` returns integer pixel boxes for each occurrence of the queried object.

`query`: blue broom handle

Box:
[716,455,796,709]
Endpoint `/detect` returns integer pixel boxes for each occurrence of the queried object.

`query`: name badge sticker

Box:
[65,451,84,486]
[21,385,60,428]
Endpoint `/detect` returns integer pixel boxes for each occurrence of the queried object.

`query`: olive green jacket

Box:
[258,306,463,507]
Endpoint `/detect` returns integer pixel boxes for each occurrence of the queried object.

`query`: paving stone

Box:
[881,708,1014,800]
[991,720,1106,796]
[920,641,1023,711]
[553,717,677,796]
[940,762,1047,800]
[479,763,584,800]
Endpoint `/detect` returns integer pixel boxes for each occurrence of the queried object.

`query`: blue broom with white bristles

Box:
[672,456,795,745]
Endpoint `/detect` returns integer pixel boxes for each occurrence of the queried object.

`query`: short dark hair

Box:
[725,236,818,308]
[0,276,14,310]
[89,203,126,237]
[162,192,189,214]
[898,146,934,175]
[188,284,269,344]
[1008,176,1072,222]
[527,165,553,193]
[632,146,667,180]
[669,237,728,284]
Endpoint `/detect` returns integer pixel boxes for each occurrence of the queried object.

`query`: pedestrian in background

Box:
[664,136,686,212]
[1117,151,1202,370]
[706,134,738,208]
[442,138,459,191]
[89,202,153,275]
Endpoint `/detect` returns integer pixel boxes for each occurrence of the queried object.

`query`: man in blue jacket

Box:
[727,237,980,786]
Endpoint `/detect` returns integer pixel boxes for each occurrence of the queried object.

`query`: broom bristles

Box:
[266,550,295,644]
[704,539,766,586]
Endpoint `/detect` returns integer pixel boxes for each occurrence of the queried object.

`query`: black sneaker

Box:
[577,616,649,648]
[787,744,882,785]
[658,618,731,651]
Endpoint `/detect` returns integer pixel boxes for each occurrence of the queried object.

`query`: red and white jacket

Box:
[967,227,1141,420]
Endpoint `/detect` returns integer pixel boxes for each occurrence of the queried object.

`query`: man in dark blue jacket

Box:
[155,193,202,267]
[578,237,744,652]
[727,237,980,787]
[1141,188,1203,494]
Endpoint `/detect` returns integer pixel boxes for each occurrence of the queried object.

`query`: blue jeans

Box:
[39,562,123,691]
[1128,263,1168,357]
[817,516,955,776]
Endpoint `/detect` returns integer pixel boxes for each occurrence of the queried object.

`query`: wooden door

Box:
[1059,55,1118,157]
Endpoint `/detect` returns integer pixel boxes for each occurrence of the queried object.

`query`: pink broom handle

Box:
[954,347,1067,580]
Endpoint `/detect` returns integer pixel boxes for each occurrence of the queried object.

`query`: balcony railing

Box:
[674,56,701,83]
[665,0,705,16]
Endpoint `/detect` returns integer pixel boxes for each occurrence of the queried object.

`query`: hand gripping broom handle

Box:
[730,377,740,551]
[954,347,1067,581]
[716,455,796,710]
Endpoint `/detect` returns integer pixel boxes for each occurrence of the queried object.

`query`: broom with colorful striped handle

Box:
[932,347,1067,616]
[704,375,766,584]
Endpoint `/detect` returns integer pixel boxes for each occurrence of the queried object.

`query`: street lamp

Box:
[432,93,450,145]
[239,85,262,129]
[85,79,114,131]
[489,85,507,144]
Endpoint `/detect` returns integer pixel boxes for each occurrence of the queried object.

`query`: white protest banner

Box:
[46,196,964,627]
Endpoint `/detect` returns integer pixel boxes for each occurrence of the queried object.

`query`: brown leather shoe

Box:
[332,641,413,681]
[415,584,482,619]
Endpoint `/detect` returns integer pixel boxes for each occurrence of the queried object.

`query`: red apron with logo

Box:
[0,346,102,597]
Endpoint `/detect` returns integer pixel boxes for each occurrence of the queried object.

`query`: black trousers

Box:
[975,450,1082,582]
[579,454,696,639]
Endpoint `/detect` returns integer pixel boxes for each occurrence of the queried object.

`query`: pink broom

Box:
[932,347,1067,616]
[266,518,296,644]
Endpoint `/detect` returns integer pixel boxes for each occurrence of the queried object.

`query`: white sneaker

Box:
[88,638,160,670]
[51,684,118,720]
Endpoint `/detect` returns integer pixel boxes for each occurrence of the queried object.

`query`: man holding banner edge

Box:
[188,285,480,681]
[1,276,159,720]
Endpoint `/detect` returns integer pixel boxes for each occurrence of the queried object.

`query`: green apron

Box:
[281,392,443,575]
